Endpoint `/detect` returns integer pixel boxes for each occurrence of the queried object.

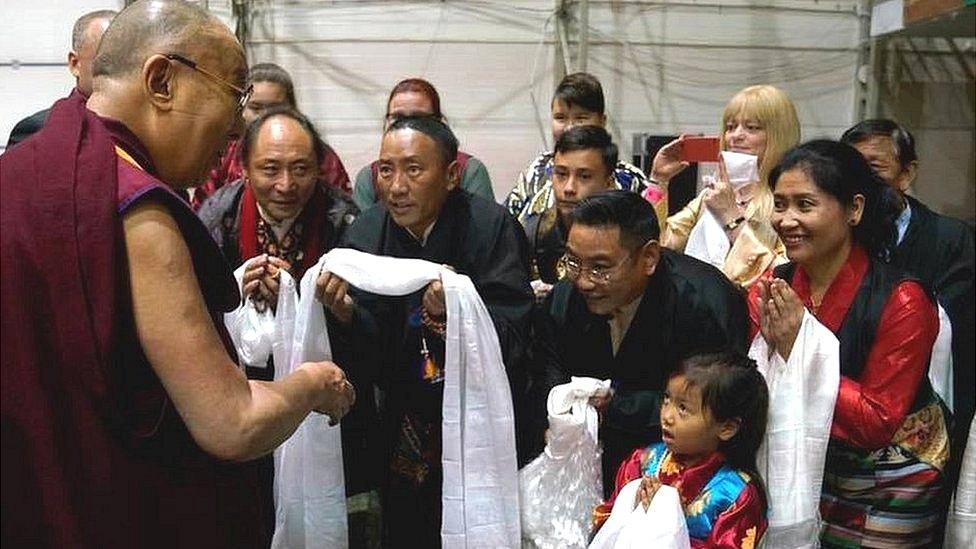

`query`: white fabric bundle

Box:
[222,257,348,549]
[520,377,609,548]
[945,416,976,548]
[270,257,348,549]
[749,311,839,549]
[684,209,729,271]
[928,304,953,412]
[313,248,521,549]
[587,480,691,549]
[221,249,523,547]
[224,259,300,369]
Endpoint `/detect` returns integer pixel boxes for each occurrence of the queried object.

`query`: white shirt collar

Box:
[406,218,438,247]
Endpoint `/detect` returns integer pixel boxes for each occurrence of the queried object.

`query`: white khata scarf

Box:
[267,248,521,548]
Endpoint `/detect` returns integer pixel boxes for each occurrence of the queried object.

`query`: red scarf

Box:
[237,183,327,279]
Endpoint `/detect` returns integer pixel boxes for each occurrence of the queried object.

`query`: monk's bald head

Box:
[86,1,248,189]
[93,0,243,82]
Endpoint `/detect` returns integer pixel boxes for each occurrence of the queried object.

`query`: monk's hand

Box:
[241,254,268,302]
[315,270,355,324]
[423,279,446,319]
[303,360,356,426]
[758,278,804,360]
[635,475,662,510]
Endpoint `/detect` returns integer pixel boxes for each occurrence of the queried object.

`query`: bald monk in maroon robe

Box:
[0,2,355,548]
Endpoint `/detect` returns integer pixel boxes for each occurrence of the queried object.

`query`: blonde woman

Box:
[647,85,800,288]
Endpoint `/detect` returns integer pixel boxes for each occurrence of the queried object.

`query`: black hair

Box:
[552,72,605,115]
[249,63,297,108]
[769,139,901,260]
[673,351,769,508]
[554,125,618,175]
[238,106,325,167]
[72,10,116,51]
[568,190,660,249]
[840,119,917,169]
[385,115,459,167]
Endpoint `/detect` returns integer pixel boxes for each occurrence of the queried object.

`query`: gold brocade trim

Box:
[891,401,949,471]
[685,490,709,517]
[658,452,681,476]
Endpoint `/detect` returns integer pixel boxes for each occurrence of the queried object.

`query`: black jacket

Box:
[532,249,749,494]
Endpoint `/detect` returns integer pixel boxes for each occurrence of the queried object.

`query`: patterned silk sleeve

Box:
[505,152,551,218]
[831,280,939,449]
[697,482,766,549]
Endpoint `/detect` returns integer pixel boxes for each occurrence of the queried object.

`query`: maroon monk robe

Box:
[1,94,270,548]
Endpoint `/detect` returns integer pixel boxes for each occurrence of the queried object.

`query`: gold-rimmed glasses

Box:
[558,252,634,285]
[164,53,252,113]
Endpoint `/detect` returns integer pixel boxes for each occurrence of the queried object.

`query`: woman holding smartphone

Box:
[647,85,800,288]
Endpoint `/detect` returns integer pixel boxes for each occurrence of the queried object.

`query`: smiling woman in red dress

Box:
[748,140,947,548]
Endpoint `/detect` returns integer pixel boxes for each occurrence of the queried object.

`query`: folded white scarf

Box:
[587,480,691,549]
[749,311,840,549]
[945,416,976,548]
[311,248,521,548]
[684,209,729,271]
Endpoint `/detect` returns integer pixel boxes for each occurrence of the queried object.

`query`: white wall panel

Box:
[231,0,863,199]
[1,0,869,202]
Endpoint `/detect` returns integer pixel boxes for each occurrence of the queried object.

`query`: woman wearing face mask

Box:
[647,85,800,288]
[351,77,495,210]
[751,140,948,548]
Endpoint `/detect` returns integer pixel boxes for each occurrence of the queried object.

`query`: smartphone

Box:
[680,136,721,163]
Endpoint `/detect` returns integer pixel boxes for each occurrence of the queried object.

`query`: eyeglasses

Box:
[559,252,635,285]
[164,53,252,113]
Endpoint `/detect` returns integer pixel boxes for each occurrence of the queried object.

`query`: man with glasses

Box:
[531,191,748,495]
[1,2,354,547]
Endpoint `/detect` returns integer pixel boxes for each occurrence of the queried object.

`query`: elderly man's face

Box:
[69,17,112,95]
[852,135,915,193]
[243,116,318,222]
[167,42,247,188]
[376,129,458,237]
[552,148,614,220]
[565,224,657,316]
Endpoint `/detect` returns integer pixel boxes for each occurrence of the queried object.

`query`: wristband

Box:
[724,216,746,231]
